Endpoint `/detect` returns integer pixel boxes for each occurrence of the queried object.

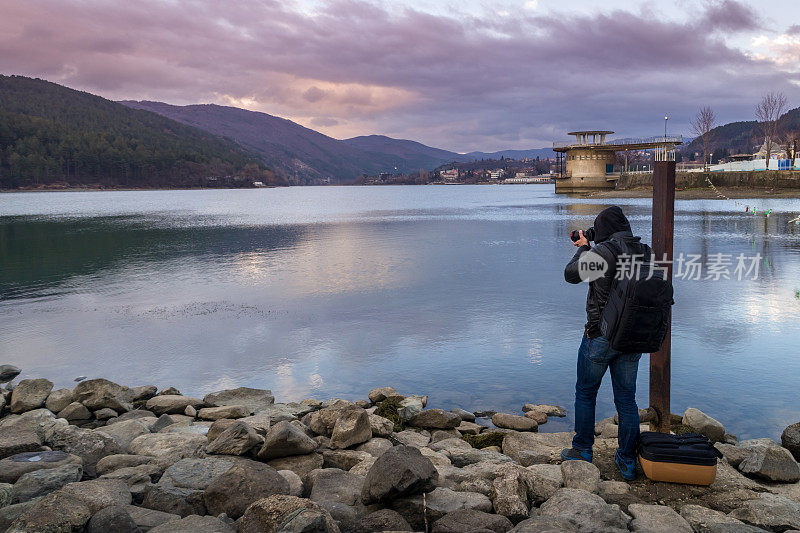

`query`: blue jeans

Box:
[572,334,642,460]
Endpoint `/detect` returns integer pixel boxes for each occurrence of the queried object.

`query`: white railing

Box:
[553,135,683,150]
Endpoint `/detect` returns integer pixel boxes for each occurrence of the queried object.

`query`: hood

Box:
[593,206,632,243]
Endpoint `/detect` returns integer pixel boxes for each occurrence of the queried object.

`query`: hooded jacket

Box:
[564,206,647,338]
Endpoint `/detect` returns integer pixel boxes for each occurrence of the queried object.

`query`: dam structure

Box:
[553,130,682,193]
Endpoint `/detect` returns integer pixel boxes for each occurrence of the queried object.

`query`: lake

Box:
[2,185,799,439]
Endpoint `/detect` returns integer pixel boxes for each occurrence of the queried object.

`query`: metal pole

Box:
[650,159,675,432]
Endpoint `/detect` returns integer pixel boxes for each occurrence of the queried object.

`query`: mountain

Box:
[462,148,556,160]
[0,75,271,189]
[342,135,462,171]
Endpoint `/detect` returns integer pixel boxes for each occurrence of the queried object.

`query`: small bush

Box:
[375,397,404,432]
[463,431,505,449]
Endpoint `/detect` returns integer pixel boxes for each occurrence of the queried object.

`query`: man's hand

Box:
[573,230,589,247]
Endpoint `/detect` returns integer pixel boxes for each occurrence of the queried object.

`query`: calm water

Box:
[2,186,799,439]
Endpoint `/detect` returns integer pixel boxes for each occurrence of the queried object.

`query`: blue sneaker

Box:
[615,450,637,480]
[561,447,593,462]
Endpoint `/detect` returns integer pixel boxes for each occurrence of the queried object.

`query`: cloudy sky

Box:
[2,0,799,151]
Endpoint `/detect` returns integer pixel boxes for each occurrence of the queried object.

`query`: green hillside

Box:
[0,75,277,188]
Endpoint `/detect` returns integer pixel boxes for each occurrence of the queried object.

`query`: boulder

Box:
[0,364,21,383]
[729,493,800,531]
[397,396,425,422]
[524,410,548,425]
[0,409,59,441]
[367,414,394,438]
[538,488,630,531]
[59,478,132,513]
[0,482,11,507]
[491,463,533,522]
[322,449,372,470]
[10,463,83,503]
[57,401,92,422]
[258,420,318,460]
[683,408,725,442]
[305,404,358,436]
[267,453,324,483]
[159,457,236,490]
[131,385,158,402]
[409,409,461,429]
[45,388,73,414]
[738,445,800,482]
[94,408,118,420]
[258,402,315,423]
[361,445,438,504]
[680,504,752,533]
[526,464,564,504]
[0,430,43,460]
[129,433,207,467]
[522,404,567,417]
[628,504,692,532]
[393,486,491,529]
[146,395,204,416]
[99,464,159,499]
[206,419,237,441]
[330,409,372,449]
[492,413,537,432]
[355,438,394,458]
[123,504,181,531]
[203,461,290,519]
[509,516,578,532]
[96,453,156,476]
[46,423,122,476]
[561,459,601,493]
[431,509,513,533]
[391,429,431,448]
[97,418,154,452]
[451,407,476,422]
[351,509,412,533]
[350,456,377,476]
[456,421,484,435]
[205,421,261,456]
[309,468,364,506]
[149,514,236,533]
[142,484,206,517]
[278,469,304,497]
[73,378,134,412]
[502,431,573,466]
[598,480,630,500]
[0,450,83,484]
[202,387,274,413]
[197,405,249,420]
[151,414,177,433]
[7,491,91,532]
[0,502,33,531]
[368,387,398,404]
[782,422,800,461]
[86,505,139,533]
[716,443,751,468]
[238,412,272,435]
[238,495,340,533]
[9,378,53,413]
[446,446,513,468]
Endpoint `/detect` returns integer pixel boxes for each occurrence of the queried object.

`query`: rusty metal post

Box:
[650,160,675,432]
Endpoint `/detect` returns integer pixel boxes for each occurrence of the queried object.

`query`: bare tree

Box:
[786,131,798,169]
[690,106,716,171]
[755,91,787,166]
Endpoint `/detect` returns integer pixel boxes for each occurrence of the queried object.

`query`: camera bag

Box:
[638,431,722,485]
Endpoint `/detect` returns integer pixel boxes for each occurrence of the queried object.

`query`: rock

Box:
[738,445,800,482]
[490,463,532,522]
[301,398,323,408]
[782,422,800,461]
[0,482,11,507]
[100,464,159,499]
[397,396,425,422]
[123,504,181,531]
[203,387,274,414]
[355,437,394,457]
[131,385,158,402]
[680,504,752,533]
[146,395,204,416]
[10,379,53,414]
[526,464,564,504]
[522,404,567,417]
[0,364,21,383]
[729,493,800,531]
[322,449,372,470]
[7,491,91,532]
[10,463,83,503]
[447,446,512,468]
[456,421,484,435]
[598,480,629,499]
[259,402,315,423]
[278,470,304,497]
[502,431,573,466]
[538,488,630,531]
[142,484,206,517]
[561,459,601,493]
[716,443,751,467]
[46,423,122,476]
[492,413,537,432]
[393,486,491,529]
[683,408,725,442]
[205,421,260,456]
[432,508,513,532]
[368,387,397,404]
[409,409,461,429]
[59,478,132,513]
[87,505,140,533]
[97,418,154,452]
[206,419,237,441]
[391,429,431,448]
[450,407,476,422]
[351,509,412,533]
[308,468,364,506]
[267,453,324,483]
[96,453,156,475]
[57,402,92,424]
[305,404,358,436]
[0,431,42,460]
[159,457,236,490]
[0,450,83,484]
[0,409,60,442]
[158,387,181,396]
[184,405,197,417]
[129,433,207,468]
[330,409,372,449]
[238,495,340,533]
[94,407,118,420]
[45,389,73,414]
[349,456,377,476]
[0,502,33,531]
[151,414,176,433]
[258,420,318,460]
[197,405,248,420]
[510,516,579,532]
[113,410,157,424]
[628,503,692,532]
[362,445,438,504]
[73,378,134,412]
[238,412,272,435]
[203,461,290,519]
[149,514,236,533]
[523,410,548,425]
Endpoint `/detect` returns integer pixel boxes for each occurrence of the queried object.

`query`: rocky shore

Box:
[1,368,799,532]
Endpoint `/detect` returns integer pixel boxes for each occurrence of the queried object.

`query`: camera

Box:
[570,227,595,242]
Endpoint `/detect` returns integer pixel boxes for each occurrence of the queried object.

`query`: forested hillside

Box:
[0,75,279,188]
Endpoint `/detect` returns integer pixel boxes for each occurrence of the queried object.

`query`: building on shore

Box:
[440,168,459,182]
[552,131,682,193]
[489,169,503,180]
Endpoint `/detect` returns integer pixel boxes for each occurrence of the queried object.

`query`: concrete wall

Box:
[616,170,800,190]
[557,148,616,192]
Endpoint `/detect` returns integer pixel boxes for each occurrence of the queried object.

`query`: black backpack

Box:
[599,236,674,353]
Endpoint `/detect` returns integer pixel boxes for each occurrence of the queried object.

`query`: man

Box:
[560,205,647,480]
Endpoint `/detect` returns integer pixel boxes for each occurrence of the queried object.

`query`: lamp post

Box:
[664,116,668,141]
